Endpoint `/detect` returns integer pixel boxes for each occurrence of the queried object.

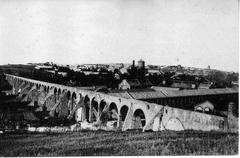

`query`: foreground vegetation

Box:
[0,130,238,156]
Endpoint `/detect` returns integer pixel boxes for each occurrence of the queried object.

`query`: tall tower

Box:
[137,59,146,84]
[138,59,145,68]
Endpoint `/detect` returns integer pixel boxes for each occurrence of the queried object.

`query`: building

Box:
[136,59,146,83]
[232,81,238,88]
[147,69,161,75]
[171,80,196,89]
[35,65,53,70]
[118,79,142,90]
[119,67,129,75]
[57,72,68,77]
[194,100,215,113]
[151,86,180,91]
[109,87,238,113]
[198,82,213,89]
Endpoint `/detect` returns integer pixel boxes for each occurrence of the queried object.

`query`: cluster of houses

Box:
[30,60,237,91]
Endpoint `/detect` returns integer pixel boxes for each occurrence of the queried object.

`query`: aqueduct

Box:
[4,74,238,132]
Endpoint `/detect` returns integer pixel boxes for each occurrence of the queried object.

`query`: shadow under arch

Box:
[84,95,90,121]
[66,90,71,100]
[54,87,58,95]
[120,105,129,122]
[91,97,98,121]
[44,85,47,92]
[133,109,146,129]
[109,102,118,121]
[99,99,107,113]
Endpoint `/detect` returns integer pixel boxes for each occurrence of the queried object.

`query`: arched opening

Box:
[120,105,129,122]
[91,97,98,121]
[54,88,57,95]
[165,117,184,131]
[34,84,37,89]
[66,91,71,100]
[56,88,62,101]
[58,88,61,95]
[195,106,203,112]
[109,102,118,121]
[39,84,42,89]
[47,86,50,93]
[204,107,211,114]
[53,88,58,103]
[72,92,76,100]
[71,92,77,110]
[66,91,72,115]
[133,109,146,129]
[84,95,90,121]
[99,100,107,113]
[44,85,47,92]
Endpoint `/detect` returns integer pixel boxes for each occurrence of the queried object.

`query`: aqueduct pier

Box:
[4,74,238,132]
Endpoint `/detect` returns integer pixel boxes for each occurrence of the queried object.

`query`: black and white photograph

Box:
[0,0,238,156]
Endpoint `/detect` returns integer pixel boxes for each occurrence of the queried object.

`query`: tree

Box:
[206,71,228,88]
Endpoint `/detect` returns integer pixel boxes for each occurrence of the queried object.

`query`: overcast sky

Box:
[0,0,238,71]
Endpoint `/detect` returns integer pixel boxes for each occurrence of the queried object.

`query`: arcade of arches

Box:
[4,74,239,132]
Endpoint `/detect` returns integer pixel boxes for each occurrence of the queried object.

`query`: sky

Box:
[0,0,238,72]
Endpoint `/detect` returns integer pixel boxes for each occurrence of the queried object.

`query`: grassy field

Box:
[0,130,238,156]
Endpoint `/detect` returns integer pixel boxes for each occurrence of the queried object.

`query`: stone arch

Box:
[72,92,77,100]
[54,87,58,95]
[109,102,118,121]
[84,95,90,121]
[91,97,98,121]
[40,84,44,90]
[109,102,118,113]
[58,88,61,95]
[47,86,50,93]
[44,85,47,92]
[164,117,184,131]
[99,99,107,113]
[78,93,83,101]
[66,90,71,100]
[71,92,77,110]
[133,109,146,129]
[120,105,129,122]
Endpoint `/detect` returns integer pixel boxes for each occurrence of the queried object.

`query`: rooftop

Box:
[108,87,238,100]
